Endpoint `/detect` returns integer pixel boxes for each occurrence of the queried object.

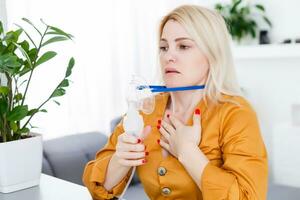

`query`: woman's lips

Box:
[165,67,180,74]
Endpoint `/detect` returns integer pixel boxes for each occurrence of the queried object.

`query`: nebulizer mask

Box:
[118,75,205,199]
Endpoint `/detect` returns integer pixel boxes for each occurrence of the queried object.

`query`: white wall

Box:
[234,48,300,185]
[0,0,7,29]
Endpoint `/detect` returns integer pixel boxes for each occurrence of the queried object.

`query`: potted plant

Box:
[215,0,272,44]
[0,18,74,193]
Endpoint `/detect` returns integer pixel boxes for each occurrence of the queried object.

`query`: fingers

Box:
[158,125,170,141]
[116,142,146,152]
[116,151,148,160]
[119,133,141,144]
[116,133,148,167]
[158,139,170,152]
[118,158,147,167]
[168,114,183,129]
[161,120,175,135]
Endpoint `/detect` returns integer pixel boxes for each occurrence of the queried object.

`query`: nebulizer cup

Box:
[118,75,155,200]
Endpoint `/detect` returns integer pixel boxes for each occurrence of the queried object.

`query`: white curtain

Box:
[4,0,215,139]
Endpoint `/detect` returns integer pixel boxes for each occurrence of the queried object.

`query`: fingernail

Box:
[142,159,147,164]
[137,138,142,143]
[195,109,201,115]
[145,145,147,150]
[157,139,160,144]
[157,125,160,130]
[158,119,162,124]
[145,152,149,156]
[167,114,170,118]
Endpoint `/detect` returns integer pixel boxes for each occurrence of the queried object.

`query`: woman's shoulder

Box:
[216,94,258,122]
[219,94,254,112]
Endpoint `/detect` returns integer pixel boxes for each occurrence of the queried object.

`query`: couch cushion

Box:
[42,132,107,185]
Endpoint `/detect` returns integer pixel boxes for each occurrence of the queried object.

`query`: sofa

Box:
[42,119,300,200]
[42,118,148,200]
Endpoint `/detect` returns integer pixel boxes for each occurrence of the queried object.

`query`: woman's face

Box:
[159,20,209,87]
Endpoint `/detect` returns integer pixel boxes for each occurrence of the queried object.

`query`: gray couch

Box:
[42,119,300,200]
[42,118,148,200]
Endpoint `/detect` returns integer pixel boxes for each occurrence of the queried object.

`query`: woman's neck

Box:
[168,89,203,120]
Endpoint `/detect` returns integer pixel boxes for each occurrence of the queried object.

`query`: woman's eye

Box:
[159,46,168,51]
[179,45,189,50]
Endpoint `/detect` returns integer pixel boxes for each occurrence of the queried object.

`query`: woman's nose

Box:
[164,49,177,63]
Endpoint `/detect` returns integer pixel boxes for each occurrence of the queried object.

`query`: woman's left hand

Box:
[158,109,202,158]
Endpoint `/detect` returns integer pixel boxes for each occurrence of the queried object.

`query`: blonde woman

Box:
[83,5,268,200]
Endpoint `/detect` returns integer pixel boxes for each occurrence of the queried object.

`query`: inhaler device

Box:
[118,75,154,200]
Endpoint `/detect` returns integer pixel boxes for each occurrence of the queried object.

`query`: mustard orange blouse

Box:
[82,93,268,200]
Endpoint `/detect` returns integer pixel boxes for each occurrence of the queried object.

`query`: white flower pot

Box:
[0,133,42,193]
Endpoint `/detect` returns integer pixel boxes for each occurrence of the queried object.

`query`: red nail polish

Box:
[195,109,201,115]
[142,159,147,163]
[137,138,141,143]
[157,139,160,144]
[145,152,149,156]
[158,119,162,124]
[167,114,170,118]
[157,125,161,130]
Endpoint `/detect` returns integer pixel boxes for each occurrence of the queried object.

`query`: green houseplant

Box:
[0,18,74,193]
[215,0,272,43]
[0,18,74,142]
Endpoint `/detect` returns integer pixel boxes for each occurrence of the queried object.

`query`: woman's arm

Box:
[103,153,131,191]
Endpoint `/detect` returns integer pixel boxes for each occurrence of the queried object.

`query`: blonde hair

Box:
[158,5,242,105]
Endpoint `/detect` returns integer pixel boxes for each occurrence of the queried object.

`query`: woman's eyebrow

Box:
[160,37,194,42]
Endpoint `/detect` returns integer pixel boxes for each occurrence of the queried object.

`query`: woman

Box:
[83,5,268,200]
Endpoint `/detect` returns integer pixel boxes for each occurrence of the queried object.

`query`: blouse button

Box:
[161,187,171,196]
[157,166,167,176]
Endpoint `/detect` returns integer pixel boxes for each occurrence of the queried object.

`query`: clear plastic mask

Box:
[126,75,156,115]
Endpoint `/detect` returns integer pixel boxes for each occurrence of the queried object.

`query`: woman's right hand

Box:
[115,126,151,167]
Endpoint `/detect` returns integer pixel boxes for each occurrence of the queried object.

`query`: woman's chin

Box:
[164,80,185,88]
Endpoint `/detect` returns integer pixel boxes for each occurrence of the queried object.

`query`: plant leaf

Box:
[48,26,73,40]
[51,88,65,98]
[0,86,9,95]
[65,57,75,77]
[19,40,30,52]
[22,18,42,36]
[13,42,34,69]
[42,36,68,47]
[14,24,37,48]
[18,127,30,134]
[255,4,265,12]
[14,93,23,102]
[10,121,18,132]
[27,108,39,116]
[53,100,60,105]
[0,21,4,35]
[7,105,28,121]
[35,51,57,67]
[58,79,69,88]
[263,16,272,27]
[0,98,8,114]
[230,0,242,14]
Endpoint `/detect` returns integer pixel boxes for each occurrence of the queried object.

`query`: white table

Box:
[0,174,92,200]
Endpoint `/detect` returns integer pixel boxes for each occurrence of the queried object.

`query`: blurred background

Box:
[1,0,300,199]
